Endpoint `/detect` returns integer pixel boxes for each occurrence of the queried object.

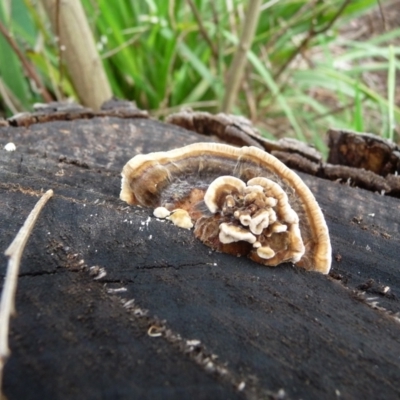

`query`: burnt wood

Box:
[0,105,399,400]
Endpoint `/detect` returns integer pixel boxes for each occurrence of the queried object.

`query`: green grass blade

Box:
[247,52,306,141]
[0,2,33,111]
[387,45,396,141]
[353,78,364,132]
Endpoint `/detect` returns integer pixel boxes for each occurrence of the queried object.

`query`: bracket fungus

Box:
[120,143,332,274]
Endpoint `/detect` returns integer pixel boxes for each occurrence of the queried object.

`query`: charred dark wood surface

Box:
[0,105,400,400]
[327,128,400,175]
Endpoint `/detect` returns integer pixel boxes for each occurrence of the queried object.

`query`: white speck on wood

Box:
[4,143,16,152]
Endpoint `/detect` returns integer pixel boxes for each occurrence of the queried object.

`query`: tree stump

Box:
[1,102,399,400]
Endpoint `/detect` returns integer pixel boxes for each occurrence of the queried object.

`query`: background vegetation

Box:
[0,0,399,153]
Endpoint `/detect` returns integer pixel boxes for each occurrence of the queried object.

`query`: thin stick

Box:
[0,189,54,397]
[55,0,65,99]
[377,0,388,33]
[186,0,218,60]
[221,0,262,113]
[0,78,22,115]
[0,20,53,103]
[273,0,351,81]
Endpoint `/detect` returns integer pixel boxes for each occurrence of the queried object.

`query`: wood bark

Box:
[0,103,399,399]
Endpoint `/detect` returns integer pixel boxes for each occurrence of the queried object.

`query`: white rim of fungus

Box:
[267,209,277,224]
[239,213,251,226]
[257,246,275,260]
[244,184,264,194]
[269,221,287,234]
[204,176,246,214]
[219,222,256,244]
[249,210,270,235]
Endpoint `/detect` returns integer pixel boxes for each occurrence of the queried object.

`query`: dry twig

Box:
[221,0,262,113]
[0,189,54,397]
[377,0,388,32]
[0,20,53,103]
[186,0,218,60]
[273,0,352,81]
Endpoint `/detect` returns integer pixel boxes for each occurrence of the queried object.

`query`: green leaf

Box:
[0,1,33,111]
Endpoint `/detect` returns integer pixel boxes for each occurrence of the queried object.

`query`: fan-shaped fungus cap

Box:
[120,142,332,274]
[204,176,246,214]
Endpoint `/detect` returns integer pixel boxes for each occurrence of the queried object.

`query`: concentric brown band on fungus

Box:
[120,143,332,274]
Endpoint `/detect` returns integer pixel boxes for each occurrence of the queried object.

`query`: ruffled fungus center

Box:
[195,176,305,266]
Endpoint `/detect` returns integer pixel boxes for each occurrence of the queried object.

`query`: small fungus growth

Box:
[120,143,332,273]
[4,142,16,152]
[167,209,193,230]
[153,206,171,219]
[196,175,305,266]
